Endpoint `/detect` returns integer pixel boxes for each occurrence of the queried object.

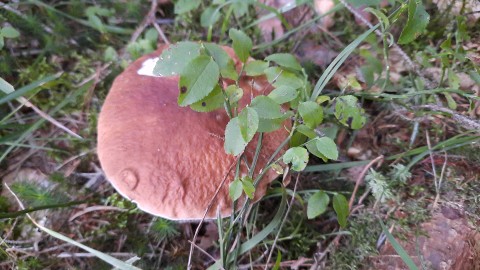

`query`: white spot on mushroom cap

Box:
[137,57,161,77]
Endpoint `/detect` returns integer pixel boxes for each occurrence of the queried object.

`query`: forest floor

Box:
[1,0,479,269]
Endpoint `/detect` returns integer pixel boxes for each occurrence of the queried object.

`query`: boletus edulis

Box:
[97,44,289,221]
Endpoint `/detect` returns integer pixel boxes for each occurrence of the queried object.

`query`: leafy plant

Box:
[365,169,393,204]
[153,26,373,267]
[0,25,20,49]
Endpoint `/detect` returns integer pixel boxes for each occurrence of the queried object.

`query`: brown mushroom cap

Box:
[97,45,289,221]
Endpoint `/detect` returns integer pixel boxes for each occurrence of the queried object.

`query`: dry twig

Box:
[348,155,384,210]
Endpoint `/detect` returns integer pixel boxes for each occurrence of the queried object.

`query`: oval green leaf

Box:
[204,43,238,80]
[265,53,302,71]
[229,29,252,63]
[250,96,284,119]
[257,111,292,133]
[226,85,243,103]
[190,85,224,112]
[225,117,247,156]
[307,191,330,219]
[238,107,259,142]
[244,60,269,76]
[315,137,338,160]
[298,101,323,129]
[333,193,349,228]
[154,42,201,76]
[283,147,309,172]
[398,0,430,44]
[200,7,221,27]
[229,178,243,201]
[1,26,20,38]
[178,55,220,106]
[264,66,303,89]
[296,124,317,139]
[334,95,366,130]
[268,85,298,104]
[241,176,255,200]
[175,0,201,14]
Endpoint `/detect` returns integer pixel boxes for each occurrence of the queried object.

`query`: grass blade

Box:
[310,24,379,100]
[379,219,419,270]
[0,80,91,162]
[237,190,287,256]
[5,183,142,270]
[0,73,61,105]
[304,160,371,172]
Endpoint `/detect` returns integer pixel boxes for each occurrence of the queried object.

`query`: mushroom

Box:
[97,45,289,221]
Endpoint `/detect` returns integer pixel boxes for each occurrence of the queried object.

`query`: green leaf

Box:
[104,46,118,62]
[229,29,252,63]
[144,28,158,42]
[257,112,292,133]
[264,67,303,89]
[306,140,326,162]
[1,26,20,38]
[87,14,105,33]
[306,137,338,161]
[190,85,224,112]
[238,107,259,142]
[233,2,250,17]
[443,92,457,110]
[296,124,317,139]
[154,42,201,76]
[0,77,15,94]
[332,194,349,227]
[447,69,460,89]
[316,137,338,160]
[334,95,366,129]
[244,60,269,76]
[440,37,452,51]
[298,101,323,129]
[265,53,302,71]
[268,86,298,104]
[364,7,390,29]
[398,0,430,44]
[283,147,309,171]
[250,96,284,119]
[175,0,201,14]
[273,250,282,270]
[225,117,247,155]
[307,191,330,219]
[241,176,255,199]
[225,85,243,103]
[316,95,331,105]
[0,36,4,49]
[229,178,243,201]
[201,7,221,27]
[178,55,220,106]
[204,43,238,80]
